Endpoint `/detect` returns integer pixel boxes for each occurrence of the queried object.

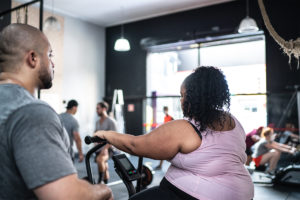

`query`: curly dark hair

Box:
[182,66,230,133]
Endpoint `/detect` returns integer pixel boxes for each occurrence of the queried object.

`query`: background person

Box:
[95,101,118,184]
[245,126,263,166]
[59,99,84,162]
[278,123,300,144]
[95,66,254,200]
[0,24,112,200]
[252,127,297,175]
[155,106,174,170]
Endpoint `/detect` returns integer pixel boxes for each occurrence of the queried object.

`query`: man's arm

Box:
[9,104,111,199]
[73,131,84,162]
[34,174,113,200]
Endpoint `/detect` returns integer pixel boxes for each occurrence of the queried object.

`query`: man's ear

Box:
[26,51,38,68]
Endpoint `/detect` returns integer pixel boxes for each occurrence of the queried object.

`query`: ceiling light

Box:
[114,25,130,51]
[44,0,61,31]
[44,16,61,31]
[238,0,259,33]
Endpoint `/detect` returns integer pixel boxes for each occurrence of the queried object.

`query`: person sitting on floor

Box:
[252,127,297,175]
[245,126,263,166]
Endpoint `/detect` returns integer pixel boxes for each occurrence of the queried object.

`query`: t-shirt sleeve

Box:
[73,118,79,133]
[109,119,118,131]
[94,121,98,132]
[7,104,76,189]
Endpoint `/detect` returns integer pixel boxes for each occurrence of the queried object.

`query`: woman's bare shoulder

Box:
[160,119,192,130]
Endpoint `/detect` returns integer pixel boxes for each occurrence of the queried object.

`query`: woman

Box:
[95,66,254,200]
[252,127,296,174]
[245,126,263,165]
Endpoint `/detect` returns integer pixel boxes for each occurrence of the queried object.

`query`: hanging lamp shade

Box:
[114,37,130,51]
[44,0,61,31]
[238,16,259,33]
[238,0,259,33]
[44,16,61,31]
[114,24,130,51]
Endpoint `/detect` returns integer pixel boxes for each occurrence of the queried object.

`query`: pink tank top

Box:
[165,116,254,200]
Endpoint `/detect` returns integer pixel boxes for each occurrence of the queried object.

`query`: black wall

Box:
[106,0,300,134]
[0,0,11,31]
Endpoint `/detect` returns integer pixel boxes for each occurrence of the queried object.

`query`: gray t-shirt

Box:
[95,117,119,154]
[95,117,117,132]
[59,112,79,157]
[252,138,270,158]
[0,84,76,200]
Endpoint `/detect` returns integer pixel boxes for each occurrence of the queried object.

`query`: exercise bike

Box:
[84,136,154,198]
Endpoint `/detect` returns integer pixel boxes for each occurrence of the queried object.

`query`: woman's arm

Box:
[94,120,201,160]
[266,141,296,154]
[290,133,300,140]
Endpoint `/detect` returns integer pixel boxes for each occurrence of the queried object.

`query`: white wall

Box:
[63,17,105,152]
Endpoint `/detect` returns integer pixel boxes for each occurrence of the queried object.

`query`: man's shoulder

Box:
[59,112,75,119]
[107,116,117,123]
[8,102,59,127]
[20,101,56,114]
[1,86,58,125]
[59,112,78,127]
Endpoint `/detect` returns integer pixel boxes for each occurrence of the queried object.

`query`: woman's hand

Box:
[94,130,108,140]
[289,147,297,154]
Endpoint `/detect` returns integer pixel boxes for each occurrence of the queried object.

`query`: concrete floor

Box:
[74,155,300,200]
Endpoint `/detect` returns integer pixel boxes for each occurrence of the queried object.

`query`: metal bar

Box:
[277,92,297,129]
[297,91,300,136]
[85,143,107,184]
[106,92,268,101]
[38,0,43,99]
[39,0,43,31]
[0,0,40,17]
[136,157,144,193]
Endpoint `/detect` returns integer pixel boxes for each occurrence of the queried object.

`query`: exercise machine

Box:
[84,136,154,197]
[273,164,300,186]
[252,162,300,186]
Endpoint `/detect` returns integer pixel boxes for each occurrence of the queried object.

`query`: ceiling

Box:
[16,0,234,27]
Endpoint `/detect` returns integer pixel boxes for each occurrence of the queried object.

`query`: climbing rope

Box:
[258,0,300,69]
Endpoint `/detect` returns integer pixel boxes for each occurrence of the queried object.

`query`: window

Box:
[146,35,266,133]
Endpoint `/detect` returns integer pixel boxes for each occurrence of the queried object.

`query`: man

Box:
[155,106,174,170]
[95,102,118,184]
[0,24,113,200]
[60,99,84,162]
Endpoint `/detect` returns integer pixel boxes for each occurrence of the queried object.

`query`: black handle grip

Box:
[84,136,106,145]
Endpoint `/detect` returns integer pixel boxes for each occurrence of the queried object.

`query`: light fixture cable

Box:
[114,6,130,51]
[44,0,61,31]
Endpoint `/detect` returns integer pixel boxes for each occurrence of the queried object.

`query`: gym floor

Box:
[74,156,300,200]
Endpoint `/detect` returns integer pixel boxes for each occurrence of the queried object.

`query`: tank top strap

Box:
[187,121,202,140]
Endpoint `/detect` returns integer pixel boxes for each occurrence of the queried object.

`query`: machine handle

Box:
[84,136,106,144]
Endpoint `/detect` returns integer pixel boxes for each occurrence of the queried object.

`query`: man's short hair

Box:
[66,100,78,109]
[98,101,109,110]
[0,23,47,73]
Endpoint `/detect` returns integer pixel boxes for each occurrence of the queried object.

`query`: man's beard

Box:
[38,64,53,89]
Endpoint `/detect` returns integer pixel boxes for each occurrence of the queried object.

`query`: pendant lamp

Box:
[114,25,130,51]
[238,0,259,33]
[44,0,61,31]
